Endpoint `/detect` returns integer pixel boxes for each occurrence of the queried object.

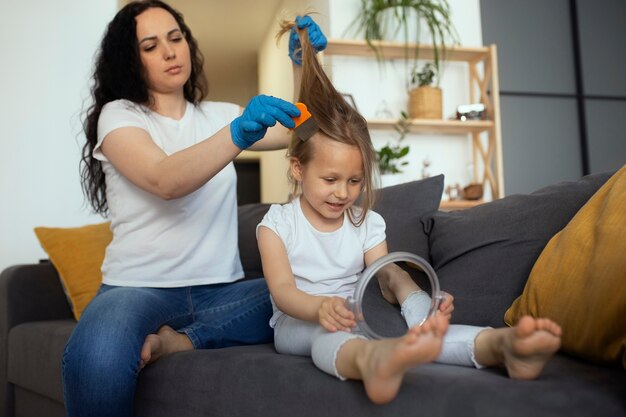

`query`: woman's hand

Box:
[230,95,300,150]
[289,15,327,65]
[318,296,356,332]
[438,291,454,320]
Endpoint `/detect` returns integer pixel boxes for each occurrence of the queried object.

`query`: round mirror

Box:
[347,252,442,339]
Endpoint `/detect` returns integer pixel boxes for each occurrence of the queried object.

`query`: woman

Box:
[63,1,327,415]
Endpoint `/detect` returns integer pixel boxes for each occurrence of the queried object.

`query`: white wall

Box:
[326,0,484,192]
[0,0,118,271]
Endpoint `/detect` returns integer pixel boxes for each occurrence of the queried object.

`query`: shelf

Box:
[368,119,493,135]
[324,39,490,62]
[439,199,484,211]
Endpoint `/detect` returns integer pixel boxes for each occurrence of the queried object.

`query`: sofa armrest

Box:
[0,262,73,417]
[0,262,74,327]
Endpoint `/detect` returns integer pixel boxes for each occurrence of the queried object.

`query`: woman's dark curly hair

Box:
[80,0,208,215]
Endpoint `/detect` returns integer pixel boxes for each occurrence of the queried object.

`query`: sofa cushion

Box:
[348,176,445,337]
[238,203,272,279]
[238,175,444,281]
[134,345,626,417]
[373,174,444,261]
[424,172,612,327]
[505,165,626,368]
[34,223,112,320]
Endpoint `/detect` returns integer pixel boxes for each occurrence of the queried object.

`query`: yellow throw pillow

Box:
[505,165,626,368]
[34,222,112,320]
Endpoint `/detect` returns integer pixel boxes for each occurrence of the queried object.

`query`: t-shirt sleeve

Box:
[200,101,242,131]
[94,100,147,162]
[363,209,386,252]
[256,203,294,250]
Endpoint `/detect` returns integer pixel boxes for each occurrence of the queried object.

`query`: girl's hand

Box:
[438,292,454,320]
[318,296,356,332]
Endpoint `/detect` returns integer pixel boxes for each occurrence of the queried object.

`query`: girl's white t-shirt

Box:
[257,196,386,326]
[94,99,243,287]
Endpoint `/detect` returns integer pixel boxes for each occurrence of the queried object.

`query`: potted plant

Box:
[409,62,442,119]
[377,111,410,187]
[347,0,460,85]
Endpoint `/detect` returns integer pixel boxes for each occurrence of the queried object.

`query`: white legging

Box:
[273,292,486,380]
[402,291,485,369]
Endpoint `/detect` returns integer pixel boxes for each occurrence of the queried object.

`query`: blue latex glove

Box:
[230,95,300,150]
[289,15,328,65]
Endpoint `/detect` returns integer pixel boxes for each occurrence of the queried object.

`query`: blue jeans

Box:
[62,279,273,417]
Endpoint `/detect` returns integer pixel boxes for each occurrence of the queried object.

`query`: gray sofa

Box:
[2,173,625,417]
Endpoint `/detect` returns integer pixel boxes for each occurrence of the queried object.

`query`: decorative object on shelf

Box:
[456,103,486,121]
[462,183,484,201]
[377,111,410,179]
[347,0,460,85]
[445,183,461,200]
[375,100,394,119]
[421,156,431,178]
[409,62,442,119]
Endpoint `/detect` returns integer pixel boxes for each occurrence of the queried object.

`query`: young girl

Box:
[257,17,563,405]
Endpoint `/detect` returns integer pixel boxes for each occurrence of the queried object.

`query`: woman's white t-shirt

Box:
[94,99,243,287]
[257,196,386,326]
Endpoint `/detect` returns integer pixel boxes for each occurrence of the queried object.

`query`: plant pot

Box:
[409,86,442,119]
[462,183,484,200]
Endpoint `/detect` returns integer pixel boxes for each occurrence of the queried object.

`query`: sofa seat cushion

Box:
[6,321,626,417]
[134,344,626,417]
[8,319,76,404]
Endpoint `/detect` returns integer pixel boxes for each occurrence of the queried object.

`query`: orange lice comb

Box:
[292,102,319,141]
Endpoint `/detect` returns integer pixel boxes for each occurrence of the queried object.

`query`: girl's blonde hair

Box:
[277,16,378,227]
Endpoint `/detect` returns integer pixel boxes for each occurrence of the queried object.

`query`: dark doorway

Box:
[234,160,261,205]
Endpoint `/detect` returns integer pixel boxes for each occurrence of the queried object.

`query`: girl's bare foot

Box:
[503,316,562,379]
[355,314,449,404]
[376,264,421,305]
[140,325,194,369]
[475,316,562,380]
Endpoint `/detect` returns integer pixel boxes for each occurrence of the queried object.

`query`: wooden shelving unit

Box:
[439,199,484,211]
[367,119,494,135]
[323,39,505,205]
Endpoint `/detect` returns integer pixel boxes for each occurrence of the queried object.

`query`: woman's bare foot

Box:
[140,325,194,369]
[354,314,449,404]
[475,316,562,380]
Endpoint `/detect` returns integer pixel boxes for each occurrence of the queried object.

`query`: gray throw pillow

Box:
[424,171,613,328]
[361,175,445,336]
[373,174,444,260]
[238,203,271,279]
[239,175,444,281]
